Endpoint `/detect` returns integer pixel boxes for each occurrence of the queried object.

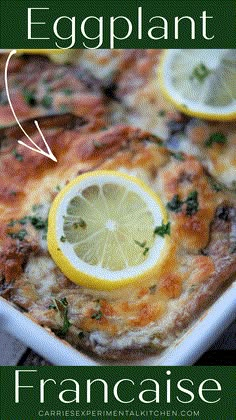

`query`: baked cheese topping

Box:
[0,51,235,359]
[1,122,235,359]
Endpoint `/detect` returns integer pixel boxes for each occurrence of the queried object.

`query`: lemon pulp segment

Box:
[48,171,169,289]
[64,183,155,270]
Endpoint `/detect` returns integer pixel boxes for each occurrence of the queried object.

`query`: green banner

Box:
[0,366,235,419]
[0,0,235,49]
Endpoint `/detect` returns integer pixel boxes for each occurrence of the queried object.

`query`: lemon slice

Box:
[48,170,169,290]
[159,49,236,121]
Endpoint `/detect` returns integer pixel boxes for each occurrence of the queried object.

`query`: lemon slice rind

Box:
[48,170,170,290]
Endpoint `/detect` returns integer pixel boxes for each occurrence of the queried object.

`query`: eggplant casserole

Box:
[0,51,235,359]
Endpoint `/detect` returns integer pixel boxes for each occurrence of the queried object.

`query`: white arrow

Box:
[4,50,57,162]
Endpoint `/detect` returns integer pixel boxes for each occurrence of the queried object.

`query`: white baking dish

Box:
[0,280,235,366]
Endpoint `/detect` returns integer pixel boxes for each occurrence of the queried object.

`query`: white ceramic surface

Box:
[0,280,235,366]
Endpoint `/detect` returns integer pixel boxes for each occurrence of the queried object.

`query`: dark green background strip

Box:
[0,366,235,419]
[0,0,235,49]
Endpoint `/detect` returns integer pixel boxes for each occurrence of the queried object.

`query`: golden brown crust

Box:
[0,119,235,359]
[0,52,235,360]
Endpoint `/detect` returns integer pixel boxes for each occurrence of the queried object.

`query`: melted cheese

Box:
[0,122,235,358]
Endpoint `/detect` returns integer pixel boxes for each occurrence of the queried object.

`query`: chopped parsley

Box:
[7,229,27,241]
[49,297,71,337]
[167,191,199,216]
[60,297,68,306]
[7,219,17,227]
[32,204,43,212]
[63,88,73,96]
[232,181,236,192]
[7,212,48,237]
[149,284,157,294]
[60,235,66,242]
[91,310,103,320]
[158,109,166,117]
[23,89,37,107]
[154,221,171,237]
[59,104,70,113]
[12,149,24,162]
[73,218,87,229]
[170,151,185,161]
[134,240,147,248]
[30,216,48,230]
[190,63,211,83]
[93,140,103,149]
[189,284,198,293]
[134,240,150,256]
[78,331,85,339]
[41,95,53,109]
[143,247,150,256]
[185,191,199,216]
[166,195,183,213]
[18,216,28,225]
[230,243,236,254]
[208,177,225,192]
[204,132,227,148]
[142,136,164,146]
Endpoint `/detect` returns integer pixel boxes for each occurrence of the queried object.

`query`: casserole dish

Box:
[0,49,235,365]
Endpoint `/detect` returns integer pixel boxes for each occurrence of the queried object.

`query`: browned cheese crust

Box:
[0,117,235,359]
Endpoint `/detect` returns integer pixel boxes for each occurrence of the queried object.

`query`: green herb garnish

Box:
[73,218,87,229]
[134,240,150,256]
[208,177,225,192]
[170,151,185,161]
[142,136,164,146]
[189,284,198,293]
[18,216,28,225]
[91,310,103,320]
[7,219,17,227]
[41,95,53,109]
[78,331,85,339]
[149,284,157,294]
[154,221,171,237]
[93,140,103,149]
[204,132,227,148]
[185,191,199,216]
[23,89,37,106]
[12,149,24,162]
[230,243,236,254]
[30,216,48,230]
[63,88,73,96]
[7,229,27,241]
[190,63,211,83]
[143,247,150,256]
[60,235,66,243]
[50,297,71,337]
[158,110,166,117]
[134,240,147,248]
[167,191,199,216]
[32,204,43,212]
[59,104,70,113]
[166,195,183,213]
